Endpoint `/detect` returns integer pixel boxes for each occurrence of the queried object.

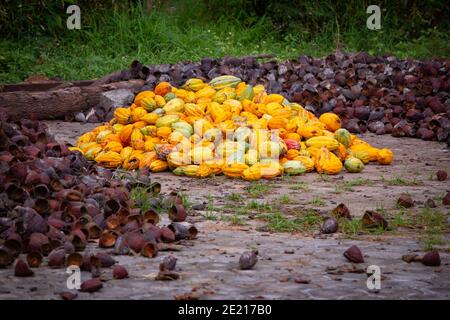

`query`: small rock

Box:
[422,250,441,267]
[402,254,420,263]
[397,194,414,208]
[155,270,180,281]
[436,170,447,181]
[294,277,310,284]
[191,203,206,210]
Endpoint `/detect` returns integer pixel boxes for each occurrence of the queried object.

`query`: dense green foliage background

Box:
[1,0,448,83]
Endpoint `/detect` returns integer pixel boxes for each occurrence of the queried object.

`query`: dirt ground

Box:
[0,121,448,300]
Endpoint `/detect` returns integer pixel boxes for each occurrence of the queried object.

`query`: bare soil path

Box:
[0,121,448,300]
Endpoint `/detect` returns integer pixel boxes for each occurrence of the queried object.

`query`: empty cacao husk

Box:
[48,249,66,268]
[343,245,364,263]
[239,250,258,270]
[421,250,441,266]
[0,246,13,268]
[168,222,198,240]
[161,226,176,243]
[80,278,103,293]
[28,232,51,255]
[113,235,130,256]
[321,218,339,234]
[4,233,23,257]
[168,204,187,222]
[85,222,102,239]
[141,242,158,258]
[26,251,43,268]
[112,265,129,279]
[159,255,177,271]
[66,252,83,267]
[14,259,34,277]
[362,210,388,229]
[126,232,145,253]
[99,230,118,248]
[70,229,87,251]
[95,252,116,268]
[60,292,78,300]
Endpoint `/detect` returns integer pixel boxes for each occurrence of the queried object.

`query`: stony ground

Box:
[0,121,448,300]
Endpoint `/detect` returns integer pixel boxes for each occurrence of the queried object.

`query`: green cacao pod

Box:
[344,156,365,173]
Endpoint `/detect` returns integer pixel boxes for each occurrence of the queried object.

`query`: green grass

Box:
[178,192,191,209]
[245,182,274,198]
[1,1,448,83]
[419,207,447,251]
[278,194,294,205]
[381,175,422,186]
[289,182,309,191]
[257,209,322,233]
[335,178,373,193]
[222,214,247,226]
[226,193,244,202]
[130,185,159,212]
[307,196,326,206]
[245,200,274,212]
[204,194,218,220]
[340,219,363,236]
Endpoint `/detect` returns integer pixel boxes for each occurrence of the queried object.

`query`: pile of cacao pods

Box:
[0,118,195,276]
[78,53,449,144]
[74,75,394,179]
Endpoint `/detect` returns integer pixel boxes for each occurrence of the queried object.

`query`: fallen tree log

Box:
[0,80,144,121]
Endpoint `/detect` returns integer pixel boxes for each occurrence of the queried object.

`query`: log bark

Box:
[0,80,144,121]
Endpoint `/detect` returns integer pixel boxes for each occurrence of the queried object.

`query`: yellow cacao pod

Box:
[134,91,155,107]
[163,98,185,113]
[183,78,206,91]
[167,151,190,168]
[209,75,241,90]
[155,115,180,128]
[104,141,123,153]
[305,136,339,151]
[173,165,199,177]
[315,148,343,175]
[195,86,216,100]
[223,163,249,178]
[297,124,324,139]
[344,156,365,173]
[114,108,132,124]
[185,103,204,117]
[149,159,168,172]
[196,163,213,178]
[190,147,214,164]
[293,156,315,172]
[377,148,394,165]
[120,146,134,162]
[141,113,159,125]
[156,127,172,139]
[95,151,122,168]
[319,113,341,132]
[242,163,263,181]
[139,152,157,169]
